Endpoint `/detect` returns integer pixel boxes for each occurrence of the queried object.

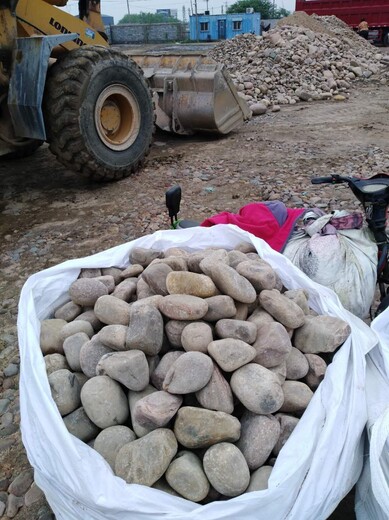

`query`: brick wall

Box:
[110,23,187,44]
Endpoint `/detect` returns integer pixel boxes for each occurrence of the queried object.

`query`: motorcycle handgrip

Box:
[311,176,337,184]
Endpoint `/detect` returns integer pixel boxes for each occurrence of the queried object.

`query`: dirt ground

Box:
[1,55,389,518]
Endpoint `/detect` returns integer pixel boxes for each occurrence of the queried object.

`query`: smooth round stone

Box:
[203,443,250,497]
[165,320,192,347]
[141,263,173,296]
[115,428,177,485]
[227,250,249,268]
[152,477,181,497]
[174,406,240,448]
[215,319,257,344]
[69,278,108,306]
[273,413,300,456]
[280,381,313,414]
[79,338,114,378]
[166,451,210,502]
[60,320,94,343]
[63,332,90,372]
[95,275,116,293]
[136,277,155,299]
[246,466,273,492]
[151,351,184,390]
[196,362,234,414]
[293,315,351,353]
[166,271,218,298]
[96,350,149,391]
[94,425,136,470]
[73,372,89,388]
[203,295,236,322]
[126,304,164,355]
[152,256,188,271]
[128,384,159,438]
[120,264,144,278]
[187,249,229,273]
[285,347,309,380]
[233,302,249,321]
[284,289,310,314]
[253,322,292,368]
[200,258,257,304]
[48,369,81,416]
[101,267,124,284]
[230,363,284,414]
[81,375,129,429]
[259,289,305,329]
[75,310,103,331]
[40,318,67,355]
[97,325,128,351]
[164,247,189,258]
[54,301,82,321]
[237,411,281,470]
[79,268,102,278]
[236,260,277,291]
[235,242,257,253]
[63,406,101,442]
[268,361,287,385]
[303,354,327,390]
[129,247,163,267]
[247,308,274,328]
[44,353,69,375]
[94,295,131,326]
[112,279,137,301]
[208,338,256,372]
[181,322,213,353]
[133,391,183,429]
[159,295,208,321]
[163,352,213,394]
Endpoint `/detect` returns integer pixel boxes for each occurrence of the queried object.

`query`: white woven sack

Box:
[17,225,377,520]
[284,224,377,319]
[355,308,389,519]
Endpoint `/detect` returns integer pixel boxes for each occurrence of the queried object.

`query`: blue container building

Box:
[189,12,261,41]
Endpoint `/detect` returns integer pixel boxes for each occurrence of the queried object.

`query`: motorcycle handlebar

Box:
[311,175,348,184]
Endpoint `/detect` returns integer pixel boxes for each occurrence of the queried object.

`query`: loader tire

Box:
[43,46,154,182]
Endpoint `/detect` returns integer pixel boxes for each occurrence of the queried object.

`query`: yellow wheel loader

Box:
[0,0,250,181]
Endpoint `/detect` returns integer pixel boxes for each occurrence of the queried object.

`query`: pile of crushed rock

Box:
[209,12,386,113]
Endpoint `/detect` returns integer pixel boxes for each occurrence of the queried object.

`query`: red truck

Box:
[295,0,389,46]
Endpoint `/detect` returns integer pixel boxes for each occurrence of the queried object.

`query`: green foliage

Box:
[227,0,290,18]
[118,12,178,24]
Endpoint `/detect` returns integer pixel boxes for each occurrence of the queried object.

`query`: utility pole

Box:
[126,0,130,15]
[206,0,209,12]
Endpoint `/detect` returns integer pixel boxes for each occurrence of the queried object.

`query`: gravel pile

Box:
[40,245,350,502]
[209,12,385,111]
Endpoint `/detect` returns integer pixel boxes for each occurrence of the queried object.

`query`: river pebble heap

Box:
[209,12,385,112]
[41,244,351,502]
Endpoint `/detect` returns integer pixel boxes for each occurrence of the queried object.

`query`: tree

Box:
[119,12,178,24]
[227,0,290,19]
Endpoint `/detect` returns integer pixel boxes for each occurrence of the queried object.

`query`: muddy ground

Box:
[1,58,389,518]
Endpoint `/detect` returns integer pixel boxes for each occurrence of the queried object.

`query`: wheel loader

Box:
[0,0,251,181]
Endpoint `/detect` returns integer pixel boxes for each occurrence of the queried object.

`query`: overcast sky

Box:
[62,0,295,23]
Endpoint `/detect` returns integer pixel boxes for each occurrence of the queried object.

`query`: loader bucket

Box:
[130,54,251,135]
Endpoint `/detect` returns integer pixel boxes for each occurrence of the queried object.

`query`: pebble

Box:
[97,350,149,390]
[159,294,209,321]
[80,375,129,428]
[207,338,256,372]
[125,304,164,355]
[115,428,177,486]
[230,363,284,414]
[94,295,131,326]
[68,278,108,307]
[181,322,213,353]
[94,425,136,470]
[165,451,210,502]
[174,406,241,449]
[203,442,250,497]
[163,352,213,393]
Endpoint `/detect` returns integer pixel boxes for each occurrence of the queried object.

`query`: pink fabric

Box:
[201,202,305,252]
